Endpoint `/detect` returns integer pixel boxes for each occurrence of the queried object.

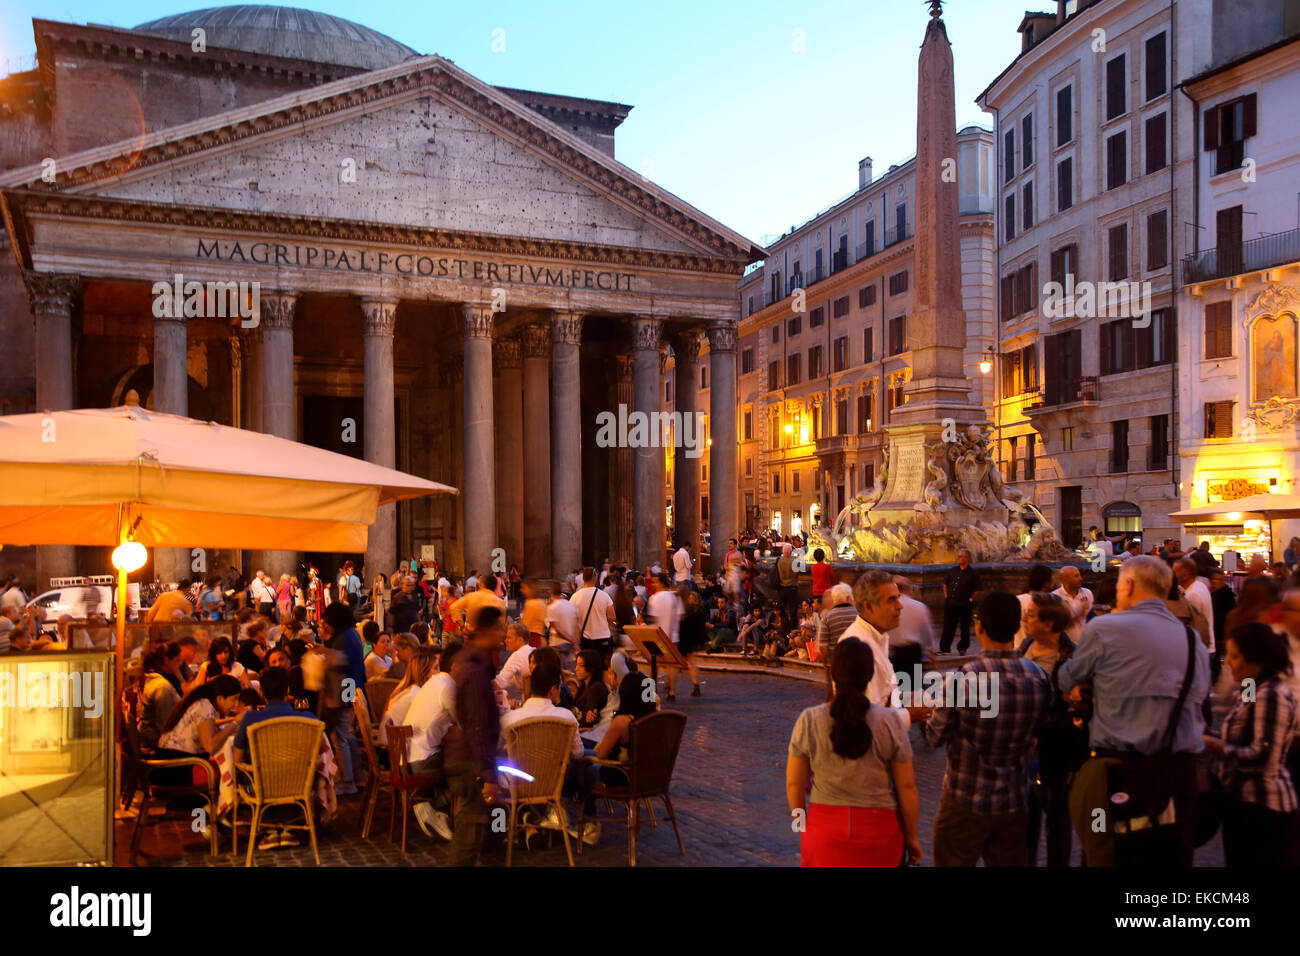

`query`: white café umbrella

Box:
[0,395,457,740]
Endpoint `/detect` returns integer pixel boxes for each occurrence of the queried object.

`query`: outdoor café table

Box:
[212,729,339,825]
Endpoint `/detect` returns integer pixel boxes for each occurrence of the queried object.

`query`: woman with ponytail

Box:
[786,637,922,866]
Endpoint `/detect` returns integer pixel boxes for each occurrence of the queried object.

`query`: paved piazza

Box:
[122,670,1225,868]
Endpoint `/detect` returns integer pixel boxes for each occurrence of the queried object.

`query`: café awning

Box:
[1168,494,1300,523]
[0,399,456,552]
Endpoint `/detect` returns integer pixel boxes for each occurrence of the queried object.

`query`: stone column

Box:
[28,273,79,585]
[672,330,702,552]
[613,354,635,565]
[462,304,497,576]
[362,297,398,580]
[708,322,739,574]
[494,336,524,573]
[521,323,552,577]
[632,315,665,570]
[550,310,584,575]
[153,309,190,584]
[256,292,298,579]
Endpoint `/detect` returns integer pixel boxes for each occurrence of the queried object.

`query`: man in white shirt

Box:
[673,543,694,587]
[407,646,459,841]
[545,581,580,670]
[494,622,535,707]
[570,567,617,654]
[1051,565,1095,642]
[465,571,479,592]
[893,576,937,666]
[1,577,28,613]
[1175,558,1215,648]
[838,570,932,730]
[498,656,599,845]
[646,575,682,646]
[250,571,275,615]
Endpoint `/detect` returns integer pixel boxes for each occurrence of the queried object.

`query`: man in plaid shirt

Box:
[923,591,1050,866]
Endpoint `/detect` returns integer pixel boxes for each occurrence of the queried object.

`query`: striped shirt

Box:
[1219,676,1299,812]
[924,650,1050,815]
[816,603,859,654]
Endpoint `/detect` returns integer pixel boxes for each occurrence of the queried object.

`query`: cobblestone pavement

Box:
[120,670,1224,867]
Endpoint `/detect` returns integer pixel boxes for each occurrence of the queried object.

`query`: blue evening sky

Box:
[0,0,1026,246]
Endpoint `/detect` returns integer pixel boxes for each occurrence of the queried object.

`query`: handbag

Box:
[1103,624,1197,861]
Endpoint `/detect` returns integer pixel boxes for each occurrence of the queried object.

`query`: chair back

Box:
[503,717,575,802]
[352,688,380,779]
[366,678,399,722]
[246,717,324,802]
[627,710,687,796]
[385,723,416,783]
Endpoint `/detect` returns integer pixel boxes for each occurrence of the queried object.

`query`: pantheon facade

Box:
[0,7,759,585]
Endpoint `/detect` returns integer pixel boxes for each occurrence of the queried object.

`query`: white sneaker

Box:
[581,821,601,846]
[414,802,453,841]
[539,807,565,830]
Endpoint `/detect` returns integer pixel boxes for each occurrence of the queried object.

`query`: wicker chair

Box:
[502,717,577,867]
[121,719,219,865]
[384,723,437,852]
[579,710,687,866]
[231,716,325,866]
[365,678,399,723]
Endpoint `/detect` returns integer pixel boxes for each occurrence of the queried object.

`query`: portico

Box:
[1,52,759,581]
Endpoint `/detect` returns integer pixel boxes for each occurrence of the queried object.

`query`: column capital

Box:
[616,353,635,382]
[494,335,522,370]
[25,272,80,316]
[521,321,551,359]
[659,344,670,374]
[673,329,703,363]
[550,309,584,347]
[261,291,298,331]
[360,296,397,336]
[631,314,664,351]
[706,321,739,353]
[461,303,495,339]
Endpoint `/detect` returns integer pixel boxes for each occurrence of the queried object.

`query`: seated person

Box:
[407,642,461,841]
[361,620,380,659]
[707,596,739,653]
[736,607,766,658]
[383,646,438,729]
[593,671,659,777]
[231,667,312,848]
[364,631,394,680]
[235,621,270,675]
[137,647,181,750]
[494,622,535,708]
[570,650,610,736]
[155,674,244,786]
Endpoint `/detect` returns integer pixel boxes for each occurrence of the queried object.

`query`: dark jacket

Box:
[445,643,499,778]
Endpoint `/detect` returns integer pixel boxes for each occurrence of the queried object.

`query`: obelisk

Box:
[869,1,991,532]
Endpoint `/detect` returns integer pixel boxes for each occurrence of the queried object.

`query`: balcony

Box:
[1023,377,1099,420]
[883,221,914,249]
[832,249,849,274]
[814,433,861,455]
[854,240,878,263]
[1181,226,1300,284]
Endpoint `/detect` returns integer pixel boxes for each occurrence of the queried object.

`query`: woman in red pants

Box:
[786,638,922,866]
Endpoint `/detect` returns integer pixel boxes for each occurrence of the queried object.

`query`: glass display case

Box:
[0,651,114,866]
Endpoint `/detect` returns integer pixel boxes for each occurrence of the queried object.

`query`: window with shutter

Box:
[863,327,874,364]
[1107,131,1128,189]
[1001,350,1017,395]
[1057,157,1073,211]
[1147,210,1168,270]
[810,307,824,328]
[1004,129,1016,183]
[1149,414,1169,469]
[1106,54,1127,120]
[1109,224,1129,281]
[1023,113,1034,169]
[1145,33,1167,100]
[787,354,801,386]
[1057,85,1073,145]
[1023,181,1034,230]
[1022,344,1038,390]
[768,361,780,391]
[1145,113,1167,174]
[1205,301,1233,358]
[833,296,849,318]
[1001,274,1016,322]
[1005,194,1016,241]
[1205,400,1234,439]
[1111,420,1130,472]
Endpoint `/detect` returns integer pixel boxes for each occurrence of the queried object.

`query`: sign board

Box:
[1207,478,1272,503]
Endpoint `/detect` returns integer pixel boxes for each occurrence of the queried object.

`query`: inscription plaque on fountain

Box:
[884,443,925,505]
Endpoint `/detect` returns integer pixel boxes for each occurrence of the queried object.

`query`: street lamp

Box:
[979,345,1001,469]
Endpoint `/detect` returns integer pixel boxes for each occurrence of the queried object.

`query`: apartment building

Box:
[977,0,1200,549]
[734,127,995,538]
[1176,26,1300,556]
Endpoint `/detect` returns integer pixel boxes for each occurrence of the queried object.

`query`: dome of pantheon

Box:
[133,4,420,71]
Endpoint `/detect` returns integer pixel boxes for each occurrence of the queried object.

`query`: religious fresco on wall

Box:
[1252,312,1297,402]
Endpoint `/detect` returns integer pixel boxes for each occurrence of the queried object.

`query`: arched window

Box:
[1102,501,1142,544]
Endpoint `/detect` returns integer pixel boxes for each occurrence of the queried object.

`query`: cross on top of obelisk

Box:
[926,0,945,18]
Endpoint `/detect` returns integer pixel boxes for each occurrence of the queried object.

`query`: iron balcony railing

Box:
[1181,226,1300,284]
[1028,376,1099,409]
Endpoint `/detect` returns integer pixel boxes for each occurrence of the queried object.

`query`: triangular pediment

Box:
[2,56,759,263]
